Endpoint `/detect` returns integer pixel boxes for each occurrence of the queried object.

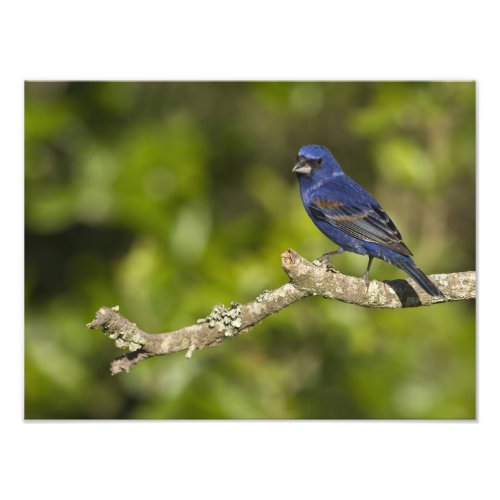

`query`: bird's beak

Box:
[292,159,312,176]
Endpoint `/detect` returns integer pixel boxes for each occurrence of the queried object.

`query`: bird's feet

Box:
[361,270,370,288]
[313,252,339,273]
[362,256,373,289]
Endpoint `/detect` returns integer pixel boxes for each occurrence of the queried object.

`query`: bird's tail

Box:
[393,258,445,298]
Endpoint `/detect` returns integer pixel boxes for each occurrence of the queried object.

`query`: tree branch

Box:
[86,249,476,375]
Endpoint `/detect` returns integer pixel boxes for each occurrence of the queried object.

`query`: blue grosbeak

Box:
[293,144,444,297]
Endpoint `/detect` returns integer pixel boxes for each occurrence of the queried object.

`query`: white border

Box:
[3,1,497,498]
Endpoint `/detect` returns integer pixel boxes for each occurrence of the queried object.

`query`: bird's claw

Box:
[314,256,338,273]
[362,272,370,288]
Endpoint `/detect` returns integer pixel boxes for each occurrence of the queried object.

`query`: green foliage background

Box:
[25,81,475,419]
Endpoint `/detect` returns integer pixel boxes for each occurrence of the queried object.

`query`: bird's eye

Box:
[316,158,322,166]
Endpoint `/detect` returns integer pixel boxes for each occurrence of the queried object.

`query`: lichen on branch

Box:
[86,249,476,375]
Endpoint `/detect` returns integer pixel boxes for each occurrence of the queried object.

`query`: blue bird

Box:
[292,144,444,297]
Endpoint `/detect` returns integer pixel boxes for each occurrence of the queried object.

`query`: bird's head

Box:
[292,144,341,178]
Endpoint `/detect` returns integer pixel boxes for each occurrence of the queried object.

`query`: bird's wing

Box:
[309,196,413,257]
